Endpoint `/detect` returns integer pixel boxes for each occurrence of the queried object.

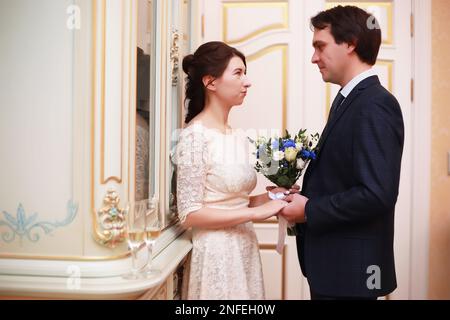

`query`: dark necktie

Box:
[316,90,345,154]
[328,91,345,121]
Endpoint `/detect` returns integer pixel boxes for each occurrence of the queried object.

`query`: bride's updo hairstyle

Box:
[182,41,246,124]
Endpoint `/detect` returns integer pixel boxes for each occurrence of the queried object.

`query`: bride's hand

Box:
[252,200,287,222]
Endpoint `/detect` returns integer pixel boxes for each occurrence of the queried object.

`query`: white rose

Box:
[284,147,298,162]
[295,142,303,150]
[272,151,285,161]
[296,158,306,170]
[256,136,267,145]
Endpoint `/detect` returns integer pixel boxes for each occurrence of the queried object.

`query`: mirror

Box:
[135,0,191,229]
[135,0,157,203]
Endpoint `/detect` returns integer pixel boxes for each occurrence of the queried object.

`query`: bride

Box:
[173,41,287,300]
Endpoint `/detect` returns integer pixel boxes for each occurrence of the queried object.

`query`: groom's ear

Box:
[346,40,357,54]
[202,75,217,91]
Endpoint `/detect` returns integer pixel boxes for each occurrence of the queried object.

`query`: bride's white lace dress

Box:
[174,123,265,300]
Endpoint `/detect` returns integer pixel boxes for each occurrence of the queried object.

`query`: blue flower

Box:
[282,139,296,150]
[300,150,311,158]
[251,129,320,189]
[271,140,280,150]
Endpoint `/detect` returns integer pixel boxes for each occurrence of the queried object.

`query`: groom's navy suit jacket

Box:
[298,76,404,298]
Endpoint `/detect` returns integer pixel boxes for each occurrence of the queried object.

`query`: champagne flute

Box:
[122,201,146,280]
[142,197,162,277]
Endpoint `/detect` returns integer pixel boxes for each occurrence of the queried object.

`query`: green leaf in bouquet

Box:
[272,175,295,189]
[265,175,279,187]
[285,129,291,139]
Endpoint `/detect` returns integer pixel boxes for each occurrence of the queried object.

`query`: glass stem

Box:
[147,242,153,268]
[131,248,138,274]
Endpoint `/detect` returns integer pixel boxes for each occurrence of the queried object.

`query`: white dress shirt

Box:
[340,68,377,98]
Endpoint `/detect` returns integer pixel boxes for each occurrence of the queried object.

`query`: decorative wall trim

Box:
[91,0,130,249]
[94,189,127,248]
[91,0,108,246]
[171,29,180,86]
[159,0,169,225]
[259,243,286,300]
[223,2,289,45]
[128,0,137,202]
[0,201,78,244]
[247,44,288,132]
[100,0,123,184]
[376,59,393,91]
[0,221,185,262]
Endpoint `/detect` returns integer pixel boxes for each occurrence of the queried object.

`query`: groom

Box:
[279,6,404,300]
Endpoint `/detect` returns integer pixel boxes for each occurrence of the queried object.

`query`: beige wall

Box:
[430,0,450,300]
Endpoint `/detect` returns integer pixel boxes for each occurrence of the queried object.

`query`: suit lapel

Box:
[303,76,381,187]
[316,76,380,157]
[316,90,360,155]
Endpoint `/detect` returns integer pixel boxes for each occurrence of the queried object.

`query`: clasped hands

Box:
[266,185,308,224]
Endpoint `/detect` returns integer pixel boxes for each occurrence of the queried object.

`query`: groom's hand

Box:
[279,194,309,224]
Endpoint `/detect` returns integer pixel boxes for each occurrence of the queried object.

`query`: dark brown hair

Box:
[182,41,246,124]
[311,5,381,65]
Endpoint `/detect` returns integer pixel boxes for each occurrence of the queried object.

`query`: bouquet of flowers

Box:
[250,129,319,240]
[250,129,320,189]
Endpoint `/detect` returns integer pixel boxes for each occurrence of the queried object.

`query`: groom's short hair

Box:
[311,5,381,65]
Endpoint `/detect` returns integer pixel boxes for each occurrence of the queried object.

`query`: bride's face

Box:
[214,56,252,107]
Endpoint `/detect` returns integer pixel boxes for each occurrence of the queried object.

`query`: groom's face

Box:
[311,26,350,86]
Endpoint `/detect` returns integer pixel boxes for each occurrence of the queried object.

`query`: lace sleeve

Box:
[175,129,209,223]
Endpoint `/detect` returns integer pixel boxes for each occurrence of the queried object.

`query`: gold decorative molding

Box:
[128,0,132,201]
[91,0,100,253]
[93,189,127,248]
[247,44,288,133]
[128,0,137,202]
[171,29,180,86]
[326,1,393,45]
[159,0,169,225]
[223,2,289,45]
[376,59,393,92]
[100,0,123,184]
[91,0,128,251]
[259,243,286,300]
